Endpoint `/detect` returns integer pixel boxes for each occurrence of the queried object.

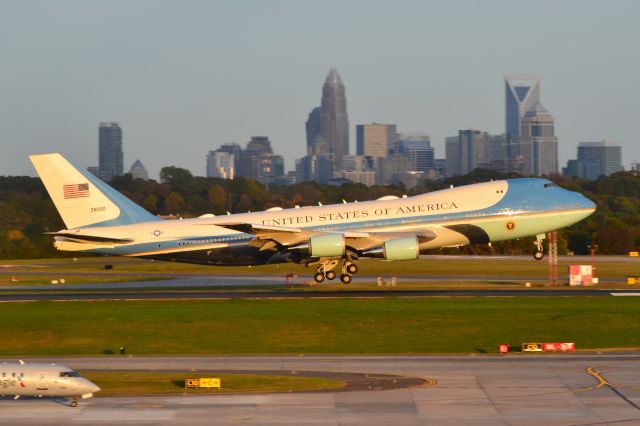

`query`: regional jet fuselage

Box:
[31,153,596,283]
[0,361,99,407]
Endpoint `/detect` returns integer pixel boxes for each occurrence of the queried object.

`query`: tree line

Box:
[1,167,638,259]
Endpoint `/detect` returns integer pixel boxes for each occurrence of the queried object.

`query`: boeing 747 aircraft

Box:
[0,360,100,407]
[31,153,595,283]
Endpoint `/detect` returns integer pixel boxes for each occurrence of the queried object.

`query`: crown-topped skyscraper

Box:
[320,68,349,168]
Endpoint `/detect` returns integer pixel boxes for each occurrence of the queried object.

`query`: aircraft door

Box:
[37,372,49,391]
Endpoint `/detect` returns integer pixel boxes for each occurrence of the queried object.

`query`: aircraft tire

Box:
[70,400,78,408]
[325,270,337,280]
[533,251,544,260]
[313,272,325,283]
[340,274,352,284]
[346,263,358,274]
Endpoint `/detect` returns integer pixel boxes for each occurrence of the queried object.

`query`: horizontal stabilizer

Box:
[47,232,134,244]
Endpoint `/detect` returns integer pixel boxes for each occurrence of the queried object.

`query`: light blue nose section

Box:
[575,192,596,210]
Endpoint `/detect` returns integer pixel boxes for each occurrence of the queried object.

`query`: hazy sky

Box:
[2,0,639,179]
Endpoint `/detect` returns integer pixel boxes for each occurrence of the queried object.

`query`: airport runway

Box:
[0,274,630,291]
[2,354,640,425]
[2,287,640,302]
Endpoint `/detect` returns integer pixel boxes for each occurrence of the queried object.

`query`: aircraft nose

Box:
[577,192,596,211]
[80,378,100,393]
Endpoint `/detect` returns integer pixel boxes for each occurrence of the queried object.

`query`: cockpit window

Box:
[60,371,80,377]
[543,183,558,188]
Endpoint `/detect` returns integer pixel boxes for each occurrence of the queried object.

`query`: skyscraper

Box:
[504,75,558,176]
[445,129,490,176]
[505,76,540,140]
[519,103,558,176]
[356,123,397,158]
[320,68,349,168]
[237,136,273,181]
[396,133,434,173]
[206,151,235,179]
[305,106,323,155]
[98,122,123,181]
[129,159,149,180]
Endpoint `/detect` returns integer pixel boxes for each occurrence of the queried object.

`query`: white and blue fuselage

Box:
[51,178,595,266]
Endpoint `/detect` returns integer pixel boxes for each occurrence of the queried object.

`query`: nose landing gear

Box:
[533,234,546,260]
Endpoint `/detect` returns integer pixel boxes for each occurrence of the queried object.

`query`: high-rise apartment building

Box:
[98,122,123,181]
[564,140,623,180]
[519,103,558,176]
[320,68,349,168]
[356,123,397,158]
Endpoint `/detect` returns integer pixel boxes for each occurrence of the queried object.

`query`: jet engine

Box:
[363,237,419,261]
[308,233,346,257]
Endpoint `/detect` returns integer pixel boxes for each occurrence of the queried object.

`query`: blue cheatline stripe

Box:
[71,160,160,228]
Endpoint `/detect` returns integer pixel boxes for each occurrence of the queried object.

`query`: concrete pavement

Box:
[1,354,639,425]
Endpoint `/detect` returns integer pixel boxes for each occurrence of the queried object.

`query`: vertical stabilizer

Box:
[30,153,159,229]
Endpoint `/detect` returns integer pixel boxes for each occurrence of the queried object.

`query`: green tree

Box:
[143,194,159,213]
[164,192,186,215]
[207,185,228,213]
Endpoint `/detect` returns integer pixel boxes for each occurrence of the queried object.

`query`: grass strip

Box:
[81,372,344,396]
[0,298,638,355]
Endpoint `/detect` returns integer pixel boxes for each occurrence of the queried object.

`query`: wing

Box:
[215,222,435,252]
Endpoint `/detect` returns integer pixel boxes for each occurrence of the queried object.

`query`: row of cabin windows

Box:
[177,235,245,246]
[1,371,78,377]
[1,372,24,378]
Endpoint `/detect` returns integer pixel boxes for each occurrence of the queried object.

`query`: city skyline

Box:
[2,1,639,179]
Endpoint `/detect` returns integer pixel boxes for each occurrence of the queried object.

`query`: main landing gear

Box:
[313,258,359,284]
[533,234,545,260]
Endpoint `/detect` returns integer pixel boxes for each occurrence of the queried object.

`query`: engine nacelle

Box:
[383,237,419,261]
[308,234,346,257]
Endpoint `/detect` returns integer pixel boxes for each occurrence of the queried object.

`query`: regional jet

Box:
[0,360,100,407]
[30,153,595,283]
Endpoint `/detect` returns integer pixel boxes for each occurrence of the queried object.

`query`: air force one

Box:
[1,360,100,407]
[31,153,595,283]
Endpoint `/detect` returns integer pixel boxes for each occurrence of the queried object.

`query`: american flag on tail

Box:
[63,183,90,199]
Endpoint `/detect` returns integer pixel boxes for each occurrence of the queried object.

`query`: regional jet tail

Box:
[30,153,596,284]
[1,360,100,407]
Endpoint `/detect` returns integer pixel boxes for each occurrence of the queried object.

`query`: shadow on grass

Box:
[171,380,186,388]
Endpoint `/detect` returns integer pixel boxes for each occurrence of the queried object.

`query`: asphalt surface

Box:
[2,354,639,425]
[2,287,640,302]
[0,274,630,291]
